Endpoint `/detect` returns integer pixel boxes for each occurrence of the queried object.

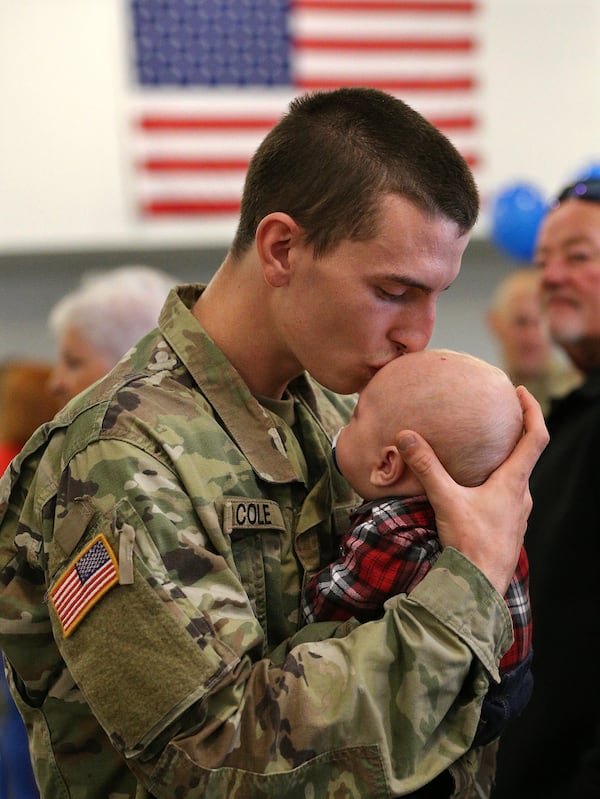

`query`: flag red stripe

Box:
[292,1,478,12]
[293,37,475,51]
[141,152,478,175]
[296,76,476,90]
[136,114,476,134]
[139,117,280,131]
[435,115,477,129]
[139,159,251,172]
[142,200,242,215]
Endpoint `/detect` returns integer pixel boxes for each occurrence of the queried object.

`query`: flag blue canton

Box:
[130,0,292,86]
[75,540,111,583]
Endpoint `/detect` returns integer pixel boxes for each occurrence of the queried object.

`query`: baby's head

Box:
[334,349,523,500]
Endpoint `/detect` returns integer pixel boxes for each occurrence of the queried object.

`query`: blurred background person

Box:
[0,359,60,799]
[47,264,176,408]
[492,177,600,798]
[0,360,61,475]
[486,267,582,416]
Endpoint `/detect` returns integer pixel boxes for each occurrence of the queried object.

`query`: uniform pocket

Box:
[223,497,287,651]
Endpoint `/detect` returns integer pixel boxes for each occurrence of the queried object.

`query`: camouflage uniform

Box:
[0,285,512,798]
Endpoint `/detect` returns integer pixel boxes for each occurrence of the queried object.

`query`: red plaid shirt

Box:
[303,495,531,674]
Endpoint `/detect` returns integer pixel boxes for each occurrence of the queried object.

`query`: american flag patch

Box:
[50,534,119,638]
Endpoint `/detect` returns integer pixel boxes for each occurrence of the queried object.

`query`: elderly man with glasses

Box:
[492,178,600,799]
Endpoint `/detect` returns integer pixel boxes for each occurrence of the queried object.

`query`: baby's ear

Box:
[370,445,406,487]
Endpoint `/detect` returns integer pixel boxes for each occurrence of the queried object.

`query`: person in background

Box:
[0,360,60,799]
[47,264,176,407]
[0,361,61,474]
[492,177,600,798]
[0,87,547,799]
[303,349,532,756]
[486,267,581,416]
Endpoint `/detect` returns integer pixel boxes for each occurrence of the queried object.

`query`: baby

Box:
[304,348,532,747]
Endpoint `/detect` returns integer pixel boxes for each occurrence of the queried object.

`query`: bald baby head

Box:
[335,349,523,499]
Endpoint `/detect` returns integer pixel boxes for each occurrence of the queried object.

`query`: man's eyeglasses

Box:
[556,178,600,205]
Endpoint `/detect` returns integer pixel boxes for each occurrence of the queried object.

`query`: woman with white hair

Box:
[48,265,175,407]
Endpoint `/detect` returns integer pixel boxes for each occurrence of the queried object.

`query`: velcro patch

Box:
[50,533,119,638]
[224,498,285,536]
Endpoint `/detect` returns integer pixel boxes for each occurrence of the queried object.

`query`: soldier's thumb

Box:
[396,430,454,502]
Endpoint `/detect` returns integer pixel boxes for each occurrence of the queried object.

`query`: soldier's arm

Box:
[46,440,511,798]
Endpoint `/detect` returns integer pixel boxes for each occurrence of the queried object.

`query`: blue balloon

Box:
[490,182,549,262]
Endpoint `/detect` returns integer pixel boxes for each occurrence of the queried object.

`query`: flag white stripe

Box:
[292,12,476,36]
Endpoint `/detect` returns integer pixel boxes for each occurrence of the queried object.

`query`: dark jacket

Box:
[492,370,600,799]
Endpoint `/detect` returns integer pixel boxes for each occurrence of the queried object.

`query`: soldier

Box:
[0,88,547,798]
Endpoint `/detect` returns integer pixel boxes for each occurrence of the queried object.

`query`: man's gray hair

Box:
[49,265,176,366]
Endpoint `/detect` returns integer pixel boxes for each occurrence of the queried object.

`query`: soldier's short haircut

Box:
[230,87,479,258]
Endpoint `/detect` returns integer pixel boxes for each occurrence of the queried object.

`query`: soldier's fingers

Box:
[396,430,457,505]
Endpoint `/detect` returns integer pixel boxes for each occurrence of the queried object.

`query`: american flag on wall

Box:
[124,0,483,239]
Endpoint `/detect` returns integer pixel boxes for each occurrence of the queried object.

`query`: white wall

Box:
[1,0,599,252]
[483,0,600,197]
[0,1,130,250]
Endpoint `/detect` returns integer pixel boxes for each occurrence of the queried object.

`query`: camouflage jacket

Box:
[0,285,512,798]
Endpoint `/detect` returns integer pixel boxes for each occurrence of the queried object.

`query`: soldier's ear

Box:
[256,213,301,287]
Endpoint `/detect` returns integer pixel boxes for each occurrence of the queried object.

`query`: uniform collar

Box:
[159,284,316,484]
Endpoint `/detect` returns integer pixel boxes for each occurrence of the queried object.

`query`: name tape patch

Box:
[224,498,285,536]
[50,533,119,638]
